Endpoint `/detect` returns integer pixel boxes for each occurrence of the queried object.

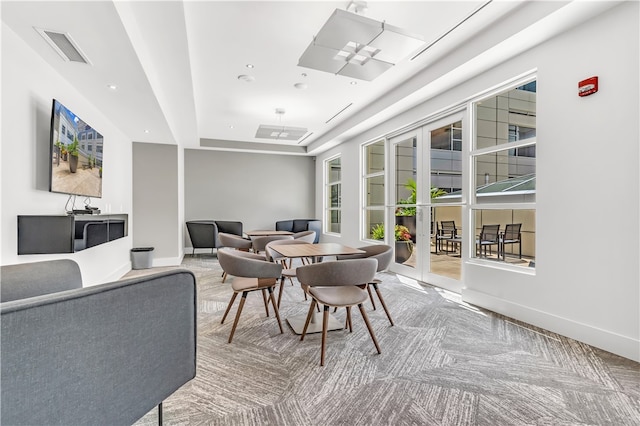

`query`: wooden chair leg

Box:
[346,306,353,332]
[221,292,238,324]
[261,289,270,317]
[371,283,394,326]
[222,271,227,283]
[268,286,283,334]
[320,305,329,366]
[366,284,377,310]
[277,277,285,308]
[228,292,248,343]
[300,299,316,341]
[358,303,381,354]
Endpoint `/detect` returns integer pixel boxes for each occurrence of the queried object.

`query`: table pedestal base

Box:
[286,312,344,335]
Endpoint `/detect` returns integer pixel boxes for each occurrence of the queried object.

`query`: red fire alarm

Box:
[578,76,598,97]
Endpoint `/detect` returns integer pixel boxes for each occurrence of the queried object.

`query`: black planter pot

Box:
[69,155,78,173]
[395,241,413,263]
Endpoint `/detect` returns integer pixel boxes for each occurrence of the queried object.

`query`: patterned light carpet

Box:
[132,254,640,425]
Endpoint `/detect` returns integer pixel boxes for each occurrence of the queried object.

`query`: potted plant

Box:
[99,166,102,178]
[88,154,94,169]
[395,179,417,241]
[68,137,79,173]
[371,223,414,263]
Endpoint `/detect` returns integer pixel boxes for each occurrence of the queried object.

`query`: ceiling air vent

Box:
[35,28,91,64]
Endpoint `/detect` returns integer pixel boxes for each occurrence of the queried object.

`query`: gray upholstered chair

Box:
[217,248,284,343]
[251,234,293,255]
[265,239,310,308]
[296,258,380,366]
[292,230,316,243]
[218,232,254,283]
[338,244,394,325]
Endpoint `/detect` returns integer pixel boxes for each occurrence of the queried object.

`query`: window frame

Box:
[324,154,342,235]
[469,74,537,270]
[361,139,386,242]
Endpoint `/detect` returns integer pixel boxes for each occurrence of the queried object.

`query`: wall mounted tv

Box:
[49,99,103,198]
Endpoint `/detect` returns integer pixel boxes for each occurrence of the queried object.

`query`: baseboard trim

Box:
[462,289,640,362]
[152,254,184,268]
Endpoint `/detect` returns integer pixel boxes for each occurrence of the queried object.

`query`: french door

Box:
[388,112,465,291]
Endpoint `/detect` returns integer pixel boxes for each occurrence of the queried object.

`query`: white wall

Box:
[184,149,315,248]
[132,142,181,266]
[1,23,133,285]
[315,3,639,361]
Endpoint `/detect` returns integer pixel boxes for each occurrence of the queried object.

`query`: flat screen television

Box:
[49,99,103,198]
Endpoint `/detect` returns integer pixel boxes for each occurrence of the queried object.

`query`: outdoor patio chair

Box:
[436,220,458,253]
[476,224,501,258]
[501,223,522,260]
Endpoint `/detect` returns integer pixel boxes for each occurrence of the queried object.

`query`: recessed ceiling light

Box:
[246,64,254,69]
[144,130,150,134]
[237,74,255,82]
[107,84,117,90]
[229,125,234,129]
[350,81,358,85]
[294,83,308,90]
[301,73,308,77]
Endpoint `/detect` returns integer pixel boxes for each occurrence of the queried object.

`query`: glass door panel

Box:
[390,132,420,279]
[422,115,464,288]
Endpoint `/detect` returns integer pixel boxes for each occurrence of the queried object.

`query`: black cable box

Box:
[72,209,101,215]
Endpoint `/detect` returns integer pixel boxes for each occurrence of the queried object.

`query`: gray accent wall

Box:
[184,149,315,248]
[132,142,180,262]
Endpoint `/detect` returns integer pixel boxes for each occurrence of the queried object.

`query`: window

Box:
[88,133,93,140]
[325,156,341,234]
[362,140,385,240]
[431,120,463,193]
[471,79,536,267]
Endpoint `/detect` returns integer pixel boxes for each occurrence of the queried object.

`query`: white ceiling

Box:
[1,1,617,156]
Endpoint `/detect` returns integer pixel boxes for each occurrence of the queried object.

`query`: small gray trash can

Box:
[131,247,154,269]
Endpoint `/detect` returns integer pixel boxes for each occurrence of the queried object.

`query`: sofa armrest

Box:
[1,259,82,303]
[0,269,197,425]
[306,220,322,243]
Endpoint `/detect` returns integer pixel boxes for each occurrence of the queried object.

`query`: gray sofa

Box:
[275,219,321,243]
[1,259,197,425]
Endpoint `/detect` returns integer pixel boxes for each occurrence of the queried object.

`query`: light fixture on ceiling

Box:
[246,64,254,69]
[346,1,368,14]
[255,108,308,141]
[107,84,117,90]
[297,3,425,81]
[237,74,255,82]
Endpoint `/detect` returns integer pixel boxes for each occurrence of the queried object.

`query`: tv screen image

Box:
[49,99,103,198]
